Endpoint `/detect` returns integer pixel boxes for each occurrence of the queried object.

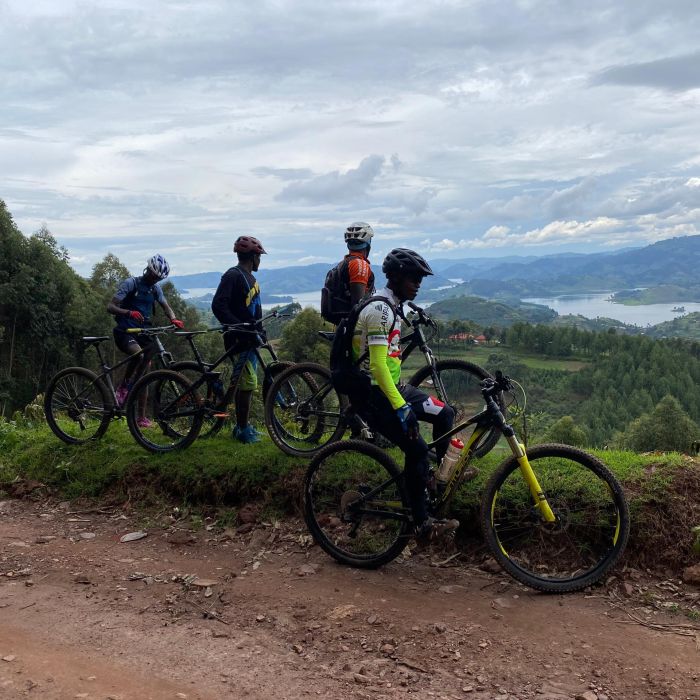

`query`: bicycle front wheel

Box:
[408,359,503,458]
[481,443,630,593]
[126,370,204,453]
[44,367,112,444]
[170,361,227,439]
[264,362,348,457]
[305,440,412,569]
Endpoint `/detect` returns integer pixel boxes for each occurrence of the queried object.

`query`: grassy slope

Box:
[2,420,698,570]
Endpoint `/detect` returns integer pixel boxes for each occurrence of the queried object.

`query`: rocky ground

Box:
[1,496,699,700]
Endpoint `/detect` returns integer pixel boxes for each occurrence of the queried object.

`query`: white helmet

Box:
[344,222,374,249]
[146,253,170,280]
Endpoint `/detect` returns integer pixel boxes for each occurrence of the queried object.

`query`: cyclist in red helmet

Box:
[212,236,267,443]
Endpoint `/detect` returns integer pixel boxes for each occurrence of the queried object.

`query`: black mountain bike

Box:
[264,302,505,457]
[304,372,631,593]
[125,311,292,453]
[44,326,178,445]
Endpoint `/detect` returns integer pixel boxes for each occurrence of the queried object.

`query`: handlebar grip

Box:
[126,328,142,334]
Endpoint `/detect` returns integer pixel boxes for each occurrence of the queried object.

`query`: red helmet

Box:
[233,236,267,254]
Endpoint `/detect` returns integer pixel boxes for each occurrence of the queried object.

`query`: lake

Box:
[523,292,700,326]
[183,287,699,326]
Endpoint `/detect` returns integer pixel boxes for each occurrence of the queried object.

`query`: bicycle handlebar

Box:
[480,370,513,398]
[125,324,177,335]
[406,301,438,329]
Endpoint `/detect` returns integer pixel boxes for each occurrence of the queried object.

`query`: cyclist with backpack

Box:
[107,254,185,425]
[320,222,375,325]
[336,248,457,540]
[211,235,266,444]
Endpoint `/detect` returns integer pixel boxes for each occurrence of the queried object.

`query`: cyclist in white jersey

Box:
[351,249,456,539]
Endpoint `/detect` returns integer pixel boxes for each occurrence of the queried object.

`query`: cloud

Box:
[593,52,700,92]
[2,1,700,274]
[252,166,314,180]
[276,155,385,204]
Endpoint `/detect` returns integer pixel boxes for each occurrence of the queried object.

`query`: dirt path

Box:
[1,498,699,700]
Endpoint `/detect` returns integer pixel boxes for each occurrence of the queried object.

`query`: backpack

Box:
[329,296,396,397]
[320,257,375,325]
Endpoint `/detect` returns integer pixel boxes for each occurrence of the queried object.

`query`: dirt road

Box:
[1,497,698,700]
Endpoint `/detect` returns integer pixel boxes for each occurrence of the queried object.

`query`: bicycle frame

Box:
[346,384,556,527]
[156,313,288,421]
[86,328,174,409]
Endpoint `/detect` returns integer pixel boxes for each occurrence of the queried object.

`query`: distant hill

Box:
[611,285,700,305]
[645,312,700,340]
[432,236,700,301]
[172,263,453,296]
[427,295,557,326]
[171,235,700,307]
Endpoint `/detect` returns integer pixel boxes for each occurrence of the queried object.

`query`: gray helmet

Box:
[344,222,374,250]
[382,248,433,277]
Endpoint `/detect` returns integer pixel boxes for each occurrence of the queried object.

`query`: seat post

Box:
[94,342,108,370]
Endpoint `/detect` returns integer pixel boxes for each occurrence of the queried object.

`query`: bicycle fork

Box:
[504,434,556,522]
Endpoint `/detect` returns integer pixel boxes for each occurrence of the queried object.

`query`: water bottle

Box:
[436,437,464,485]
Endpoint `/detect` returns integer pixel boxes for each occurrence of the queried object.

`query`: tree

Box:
[90,253,131,292]
[545,416,588,447]
[278,308,331,364]
[618,394,699,453]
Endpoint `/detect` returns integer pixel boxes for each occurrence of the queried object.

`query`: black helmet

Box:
[382,248,434,277]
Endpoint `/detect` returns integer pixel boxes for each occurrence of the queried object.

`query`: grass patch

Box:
[1,420,699,571]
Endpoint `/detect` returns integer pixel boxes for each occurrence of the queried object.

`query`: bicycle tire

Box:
[44,367,112,444]
[126,369,204,453]
[264,362,348,457]
[305,439,412,569]
[480,443,630,593]
[407,359,503,458]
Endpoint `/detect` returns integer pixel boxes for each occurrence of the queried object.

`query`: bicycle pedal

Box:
[212,412,230,418]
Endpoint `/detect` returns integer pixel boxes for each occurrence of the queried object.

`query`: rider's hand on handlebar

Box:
[128,310,144,323]
[171,318,185,329]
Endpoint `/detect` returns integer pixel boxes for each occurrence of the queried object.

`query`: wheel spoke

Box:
[485,446,629,590]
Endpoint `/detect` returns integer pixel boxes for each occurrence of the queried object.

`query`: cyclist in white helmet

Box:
[107,254,184,426]
[320,222,376,325]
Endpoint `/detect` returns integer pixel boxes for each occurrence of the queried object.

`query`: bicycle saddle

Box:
[317,331,335,341]
[81,336,109,344]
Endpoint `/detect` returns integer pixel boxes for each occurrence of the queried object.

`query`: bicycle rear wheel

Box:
[480,443,630,593]
[408,359,503,458]
[126,369,203,453]
[305,440,412,569]
[44,367,112,444]
[264,362,348,457]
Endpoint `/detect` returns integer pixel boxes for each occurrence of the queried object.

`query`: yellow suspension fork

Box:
[505,435,556,522]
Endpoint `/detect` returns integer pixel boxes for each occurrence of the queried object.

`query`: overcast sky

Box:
[2,0,699,275]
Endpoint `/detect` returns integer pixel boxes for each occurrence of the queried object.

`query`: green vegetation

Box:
[612,285,700,305]
[617,395,699,453]
[428,295,556,326]
[278,307,332,364]
[644,312,700,340]
[1,419,698,569]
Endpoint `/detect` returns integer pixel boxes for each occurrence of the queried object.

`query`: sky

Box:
[2,0,700,275]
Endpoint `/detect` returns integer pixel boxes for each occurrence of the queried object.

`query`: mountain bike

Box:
[44,325,178,445]
[264,301,505,458]
[125,312,292,453]
[304,372,630,593]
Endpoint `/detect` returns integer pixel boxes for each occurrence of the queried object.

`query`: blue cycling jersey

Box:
[113,276,165,329]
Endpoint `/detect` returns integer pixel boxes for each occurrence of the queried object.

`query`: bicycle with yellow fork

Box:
[304,371,630,593]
